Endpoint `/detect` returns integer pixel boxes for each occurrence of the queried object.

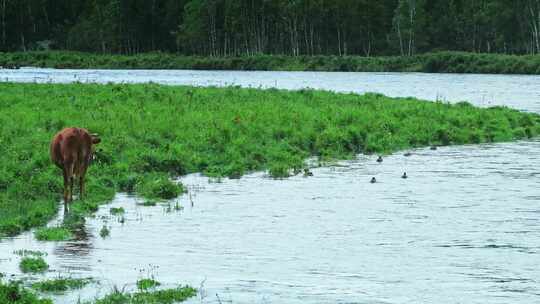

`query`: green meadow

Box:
[0,83,539,239]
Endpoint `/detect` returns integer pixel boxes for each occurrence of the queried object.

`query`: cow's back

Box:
[50,128,93,170]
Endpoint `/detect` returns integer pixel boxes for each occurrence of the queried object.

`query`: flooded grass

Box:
[34,227,72,242]
[1,279,193,304]
[139,200,157,207]
[136,279,161,291]
[109,207,125,215]
[90,285,196,304]
[99,226,110,238]
[31,277,91,293]
[135,174,184,200]
[0,83,539,240]
[0,281,52,304]
[19,256,49,273]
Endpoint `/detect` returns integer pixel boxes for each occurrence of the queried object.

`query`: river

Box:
[0,68,538,304]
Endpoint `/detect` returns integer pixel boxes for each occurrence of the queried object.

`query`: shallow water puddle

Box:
[1,141,539,303]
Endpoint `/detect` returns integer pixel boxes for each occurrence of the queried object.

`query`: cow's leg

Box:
[62,168,70,212]
[79,172,86,200]
[69,176,74,201]
[64,161,75,204]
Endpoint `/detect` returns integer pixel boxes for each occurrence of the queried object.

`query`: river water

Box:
[0,69,539,303]
[1,68,540,112]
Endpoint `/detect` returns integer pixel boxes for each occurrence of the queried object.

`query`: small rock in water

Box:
[303,168,313,177]
[402,172,408,179]
[370,177,377,183]
[376,156,383,163]
[430,146,438,150]
[404,152,412,157]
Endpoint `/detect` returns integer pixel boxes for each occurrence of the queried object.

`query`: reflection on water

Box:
[0,68,540,112]
[1,141,539,303]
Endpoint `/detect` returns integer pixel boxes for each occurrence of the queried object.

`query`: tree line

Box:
[1,0,540,56]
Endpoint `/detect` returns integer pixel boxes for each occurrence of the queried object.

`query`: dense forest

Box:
[1,0,540,56]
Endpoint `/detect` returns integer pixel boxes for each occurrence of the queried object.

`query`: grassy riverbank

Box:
[1,51,540,74]
[0,279,196,304]
[0,83,539,238]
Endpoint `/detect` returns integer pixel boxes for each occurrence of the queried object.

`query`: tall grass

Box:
[0,51,539,74]
[0,83,539,238]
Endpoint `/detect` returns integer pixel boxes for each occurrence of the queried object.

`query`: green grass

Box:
[90,286,196,304]
[1,51,539,74]
[0,280,52,304]
[135,174,183,200]
[34,227,72,241]
[1,279,193,304]
[99,226,110,238]
[136,279,161,291]
[0,83,539,239]
[19,257,49,274]
[109,207,125,215]
[31,277,91,293]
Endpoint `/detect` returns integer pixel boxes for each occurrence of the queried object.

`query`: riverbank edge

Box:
[1,51,539,74]
[0,278,197,304]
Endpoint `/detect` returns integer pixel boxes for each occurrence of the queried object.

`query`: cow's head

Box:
[90,133,102,163]
[90,133,101,145]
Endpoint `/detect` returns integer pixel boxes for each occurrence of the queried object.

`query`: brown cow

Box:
[50,127,101,211]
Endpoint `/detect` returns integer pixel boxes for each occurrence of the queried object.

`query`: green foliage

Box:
[19,257,49,274]
[0,52,540,74]
[0,1,538,56]
[135,174,184,200]
[90,286,196,304]
[1,51,540,74]
[109,207,125,215]
[31,278,91,293]
[0,281,52,304]
[0,83,539,240]
[34,227,72,241]
[99,226,110,238]
[422,52,540,74]
[136,279,161,291]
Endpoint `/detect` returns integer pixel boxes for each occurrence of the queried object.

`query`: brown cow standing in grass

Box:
[50,127,101,211]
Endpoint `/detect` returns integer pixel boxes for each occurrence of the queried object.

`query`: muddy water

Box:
[1,68,540,112]
[1,142,539,303]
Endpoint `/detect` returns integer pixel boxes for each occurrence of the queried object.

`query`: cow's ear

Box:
[91,134,101,144]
